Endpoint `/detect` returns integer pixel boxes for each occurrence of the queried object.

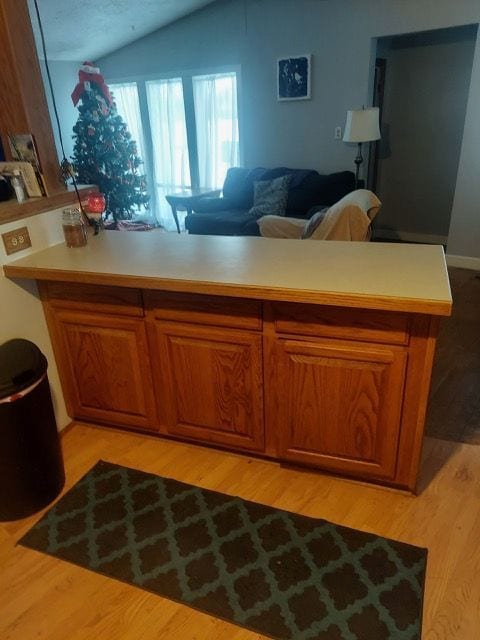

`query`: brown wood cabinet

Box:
[39,282,158,432]
[37,280,444,491]
[49,309,158,431]
[144,290,264,451]
[269,338,407,480]
[149,321,264,451]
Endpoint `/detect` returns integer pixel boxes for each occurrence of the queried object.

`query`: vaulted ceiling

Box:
[28,0,217,61]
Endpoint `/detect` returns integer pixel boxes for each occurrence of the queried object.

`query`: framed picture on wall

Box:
[277,55,311,100]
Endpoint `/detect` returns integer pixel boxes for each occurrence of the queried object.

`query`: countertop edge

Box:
[3,263,453,317]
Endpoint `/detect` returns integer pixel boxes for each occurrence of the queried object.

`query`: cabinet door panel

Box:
[152,322,264,451]
[273,339,406,479]
[55,311,158,430]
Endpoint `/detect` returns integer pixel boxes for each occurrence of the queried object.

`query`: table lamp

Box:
[343,107,381,188]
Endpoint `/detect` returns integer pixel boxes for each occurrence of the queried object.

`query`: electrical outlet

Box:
[2,226,32,256]
[334,126,342,140]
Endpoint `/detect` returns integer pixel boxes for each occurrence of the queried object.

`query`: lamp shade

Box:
[343,107,381,143]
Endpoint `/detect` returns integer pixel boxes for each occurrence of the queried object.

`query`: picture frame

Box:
[277,55,311,101]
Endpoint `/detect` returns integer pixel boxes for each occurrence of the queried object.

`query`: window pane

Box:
[146,78,190,230]
[193,72,239,190]
[109,82,151,220]
[110,82,147,173]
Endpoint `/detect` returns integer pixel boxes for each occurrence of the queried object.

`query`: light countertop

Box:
[3,232,452,315]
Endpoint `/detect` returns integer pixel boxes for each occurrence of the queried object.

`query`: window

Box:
[109,82,150,219]
[193,72,239,190]
[108,69,240,231]
[146,78,191,229]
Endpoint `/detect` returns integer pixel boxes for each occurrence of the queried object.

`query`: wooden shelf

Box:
[0,186,94,225]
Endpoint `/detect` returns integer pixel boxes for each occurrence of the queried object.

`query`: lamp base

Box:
[354,143,363,189]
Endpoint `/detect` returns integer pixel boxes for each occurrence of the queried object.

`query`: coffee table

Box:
[165,188,221,233]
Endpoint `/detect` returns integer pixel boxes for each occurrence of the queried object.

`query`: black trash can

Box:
[0,339,65,521]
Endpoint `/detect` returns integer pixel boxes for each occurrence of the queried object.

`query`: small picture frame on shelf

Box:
[277,55,311,101]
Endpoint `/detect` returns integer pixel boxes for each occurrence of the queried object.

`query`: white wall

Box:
[98,0,480,264]
[375,32,475,242]
[1,209,70,430]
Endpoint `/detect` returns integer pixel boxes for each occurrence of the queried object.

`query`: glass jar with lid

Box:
[62,208,88,247]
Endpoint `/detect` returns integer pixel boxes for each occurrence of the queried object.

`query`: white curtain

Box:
[193,72,239,190]
[146,78,190,230]
[110,82,151,219]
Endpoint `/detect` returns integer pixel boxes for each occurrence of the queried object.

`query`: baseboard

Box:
[445,254,480,271]
[373,229,448,245]
[59,420,75,438]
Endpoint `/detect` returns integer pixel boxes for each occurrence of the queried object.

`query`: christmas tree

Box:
[71,62,149,222]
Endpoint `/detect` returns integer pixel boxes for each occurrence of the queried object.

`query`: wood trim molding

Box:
[0,187,94,225]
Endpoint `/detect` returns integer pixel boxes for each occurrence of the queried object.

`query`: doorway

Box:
[371,24,478,244]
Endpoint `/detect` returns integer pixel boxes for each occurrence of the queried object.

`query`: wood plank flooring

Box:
[1,423,479,639]
[426,267,480,443]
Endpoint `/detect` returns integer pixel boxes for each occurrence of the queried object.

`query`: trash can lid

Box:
[0,339,48,399]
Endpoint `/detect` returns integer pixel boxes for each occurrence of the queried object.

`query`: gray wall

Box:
[98,0,480,262]
[375,30,476,240]
[99,0,359,174]
[40,60,80,162]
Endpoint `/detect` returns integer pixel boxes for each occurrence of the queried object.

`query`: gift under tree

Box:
[71,62,149,222]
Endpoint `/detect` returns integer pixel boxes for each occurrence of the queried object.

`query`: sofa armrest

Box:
[192,197,239,213]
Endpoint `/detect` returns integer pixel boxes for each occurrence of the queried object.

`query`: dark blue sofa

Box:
[185,167,355,236]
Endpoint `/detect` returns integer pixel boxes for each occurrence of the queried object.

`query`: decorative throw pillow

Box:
[301,207,329,239]
[248,174,291,218]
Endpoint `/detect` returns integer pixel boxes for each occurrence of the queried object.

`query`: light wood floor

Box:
[1,423,479,639]
[426,267,480,443]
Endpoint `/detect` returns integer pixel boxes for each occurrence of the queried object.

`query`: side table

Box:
[165,188,221,234]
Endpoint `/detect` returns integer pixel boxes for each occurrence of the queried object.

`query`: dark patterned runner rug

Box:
[19,461,427,639]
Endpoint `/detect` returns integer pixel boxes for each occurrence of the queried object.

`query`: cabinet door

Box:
[150,321,264,452]
[271,339,407,480]
[53,310,158,431]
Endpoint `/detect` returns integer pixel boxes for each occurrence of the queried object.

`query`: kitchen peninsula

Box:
[3,233,452,491]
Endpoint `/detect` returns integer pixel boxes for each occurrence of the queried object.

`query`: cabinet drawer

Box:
[270,302,409,345]
[42,282,143,317]
[145,291,262,331]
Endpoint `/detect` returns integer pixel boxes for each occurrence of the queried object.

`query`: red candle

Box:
[87,192,106,215]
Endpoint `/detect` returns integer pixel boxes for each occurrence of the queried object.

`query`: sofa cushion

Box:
[185,209,260,236]
[249,175,291,218]
[301,171,357,210]
[192,196,239,213]
[222,167,267,208]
